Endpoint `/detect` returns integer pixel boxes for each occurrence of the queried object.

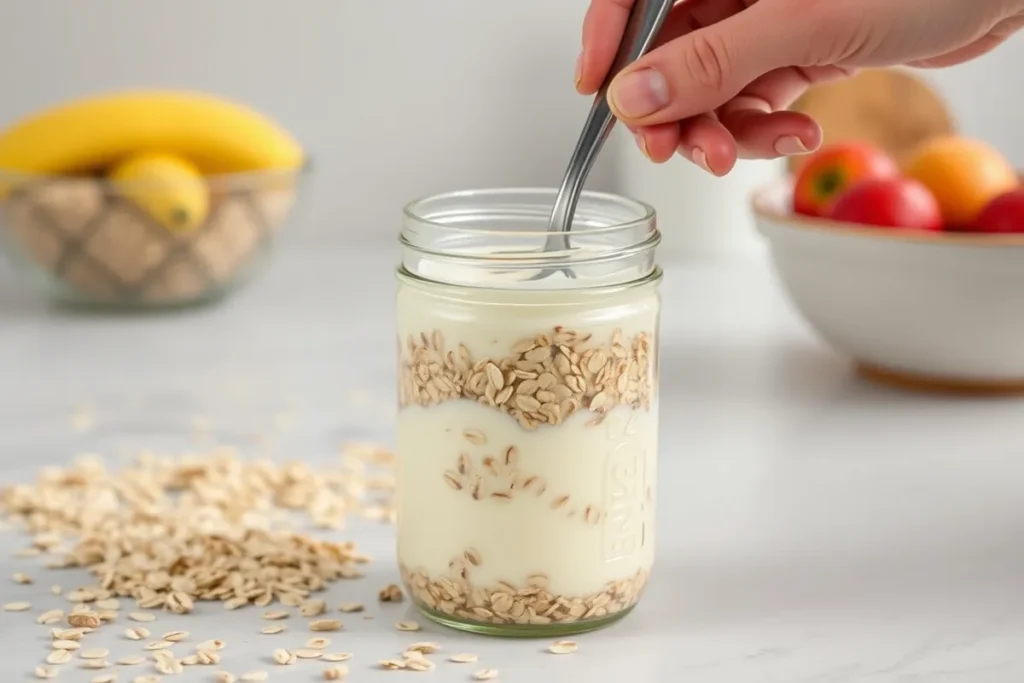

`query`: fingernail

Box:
[774,135,810,156]
[609,68,669,119]
[634,131,650,159]
[574,53,583,89]
[691,147,714,175]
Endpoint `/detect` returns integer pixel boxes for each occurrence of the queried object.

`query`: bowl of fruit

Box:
[0,89,308,309]
[752,136,1024,393]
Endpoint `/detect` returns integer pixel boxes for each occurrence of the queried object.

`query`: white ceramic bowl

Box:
[752,178,1024,393]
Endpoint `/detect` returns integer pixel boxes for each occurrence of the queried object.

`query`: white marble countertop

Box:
[2,244,1024,683]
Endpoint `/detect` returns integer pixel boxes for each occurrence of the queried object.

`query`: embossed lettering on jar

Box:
[395,188,661,636]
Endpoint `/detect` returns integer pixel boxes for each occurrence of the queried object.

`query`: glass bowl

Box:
[0,164,308,309]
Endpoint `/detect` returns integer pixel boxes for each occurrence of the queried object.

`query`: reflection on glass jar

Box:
[395,188,662,636]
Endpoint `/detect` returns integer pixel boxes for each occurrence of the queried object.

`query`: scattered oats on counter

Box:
[0,443,394,616]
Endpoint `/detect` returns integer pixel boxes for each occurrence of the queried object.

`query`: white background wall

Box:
[0,0,1020,252]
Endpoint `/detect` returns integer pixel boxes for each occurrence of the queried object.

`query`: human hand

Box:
[576,0,1024,175]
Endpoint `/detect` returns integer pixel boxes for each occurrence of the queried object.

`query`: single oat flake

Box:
[474,669,499,680]
[34,666,58,679]
[548,640,578,654]
[324,665,349,680]
[262,610,289,620]
[260,624,285,635]
[198,639,226,651]
[3,601,31,611]
[310,619,342,632]
[406,642,440,654]
[306,637,330,649]
[82,660,112,670]
[406,658,436,671]
[337,602,364,613]
[450,653,478,663]
[378,584,403,602]
[323,653,353,662]
[37,609,64,625]
[240,672,268,682]
[394,620,421,632]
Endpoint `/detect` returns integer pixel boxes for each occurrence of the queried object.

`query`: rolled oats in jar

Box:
[395,188,661,636]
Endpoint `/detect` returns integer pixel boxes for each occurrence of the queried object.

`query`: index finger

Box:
[577,0,636,94]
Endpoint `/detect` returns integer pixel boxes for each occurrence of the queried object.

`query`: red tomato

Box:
[792,142,900,217]
[826,177,944,231]
[969,188,1024,234]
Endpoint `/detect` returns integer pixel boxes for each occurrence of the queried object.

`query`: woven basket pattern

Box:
[1,178,295,305]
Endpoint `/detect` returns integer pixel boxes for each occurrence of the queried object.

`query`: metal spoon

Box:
[529,0,674,281]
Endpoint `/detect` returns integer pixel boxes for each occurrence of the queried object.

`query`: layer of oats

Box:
[401,551,648,627]
[399,326,654,429]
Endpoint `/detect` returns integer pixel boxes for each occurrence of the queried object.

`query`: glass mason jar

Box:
[395,188,662,637]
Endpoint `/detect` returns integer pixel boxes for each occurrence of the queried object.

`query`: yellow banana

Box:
[109,151,209,232]
[0,90,304,177]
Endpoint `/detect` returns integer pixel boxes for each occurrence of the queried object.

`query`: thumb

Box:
[606,0,808,127]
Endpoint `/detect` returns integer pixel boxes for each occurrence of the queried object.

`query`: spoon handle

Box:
[545,0,675,248]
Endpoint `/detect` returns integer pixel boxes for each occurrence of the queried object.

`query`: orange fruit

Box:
[903,136,1018,227]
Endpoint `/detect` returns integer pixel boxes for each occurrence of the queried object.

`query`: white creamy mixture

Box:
[396,402,657,597]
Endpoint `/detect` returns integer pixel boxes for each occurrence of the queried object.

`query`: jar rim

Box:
[399,187,660,291]
[402,187,656,238]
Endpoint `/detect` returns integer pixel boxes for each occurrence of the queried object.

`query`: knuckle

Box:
[683,31,733,91]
